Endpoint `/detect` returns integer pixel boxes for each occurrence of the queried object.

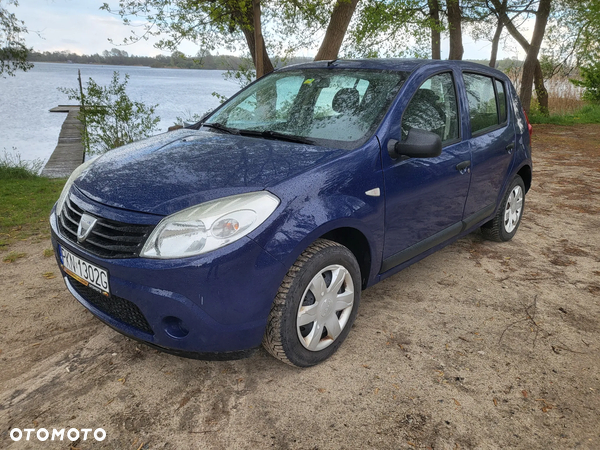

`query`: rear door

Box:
[462,73,516,218]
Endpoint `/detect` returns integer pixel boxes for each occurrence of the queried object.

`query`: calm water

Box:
[0,62,240,164]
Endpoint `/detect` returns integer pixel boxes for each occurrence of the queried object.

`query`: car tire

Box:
[263,239,361,367]
[481,175,525,242]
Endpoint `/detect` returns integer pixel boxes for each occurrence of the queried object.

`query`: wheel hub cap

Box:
[503,185,523,234]
[296,265,354,352]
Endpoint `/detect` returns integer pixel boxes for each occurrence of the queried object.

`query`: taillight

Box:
[523,108,533,138]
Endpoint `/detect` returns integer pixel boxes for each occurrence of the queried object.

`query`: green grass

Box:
[0,170,65,245]
[3,251,27,263]
[0,150,44,179]
[529,103,600,125]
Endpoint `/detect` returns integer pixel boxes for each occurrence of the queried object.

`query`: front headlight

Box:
[140,191,280,259]
[55,157,98,216]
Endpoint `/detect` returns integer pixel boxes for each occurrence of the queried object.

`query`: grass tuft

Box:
[0,150,44,179]
[3,251,27,263]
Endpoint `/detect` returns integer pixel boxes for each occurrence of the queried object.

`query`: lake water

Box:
[0,62,240,164]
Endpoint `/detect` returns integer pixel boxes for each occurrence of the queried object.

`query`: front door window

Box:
[402,72,459,144]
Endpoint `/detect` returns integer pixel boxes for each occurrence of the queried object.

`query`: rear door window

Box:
[463,73,502,135]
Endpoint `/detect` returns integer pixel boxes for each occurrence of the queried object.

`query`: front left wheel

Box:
[263,239,361,367]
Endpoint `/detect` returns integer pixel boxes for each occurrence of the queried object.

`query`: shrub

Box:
[60,72,160,155]
[571,62,600,104]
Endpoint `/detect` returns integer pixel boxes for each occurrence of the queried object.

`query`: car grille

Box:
[68,276,154,335]
[58,197,155,259]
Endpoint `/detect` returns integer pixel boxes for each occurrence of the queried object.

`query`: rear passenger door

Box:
[462,73,516,218]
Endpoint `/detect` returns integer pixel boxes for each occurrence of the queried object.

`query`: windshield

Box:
[204,69,408,149]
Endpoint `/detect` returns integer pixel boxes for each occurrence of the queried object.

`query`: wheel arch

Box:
[517,164,532,193]
[319,227,372,290]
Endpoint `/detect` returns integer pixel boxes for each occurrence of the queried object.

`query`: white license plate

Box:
[59,245,110,296]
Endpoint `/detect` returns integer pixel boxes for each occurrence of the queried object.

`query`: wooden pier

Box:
[41,105,85,178]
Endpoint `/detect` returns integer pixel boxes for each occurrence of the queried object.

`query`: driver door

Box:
[381,71,471,272]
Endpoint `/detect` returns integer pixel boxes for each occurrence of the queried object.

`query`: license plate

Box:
[59,245,110,296]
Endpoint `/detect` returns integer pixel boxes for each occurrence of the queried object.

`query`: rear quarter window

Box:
[495,79,507,123]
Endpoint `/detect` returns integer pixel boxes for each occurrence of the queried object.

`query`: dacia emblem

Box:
[77,213,98,243]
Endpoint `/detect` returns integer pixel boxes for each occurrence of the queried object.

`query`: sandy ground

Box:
[1,124,599,449]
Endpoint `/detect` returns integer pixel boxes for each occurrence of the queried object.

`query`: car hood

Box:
[74,129,346,216]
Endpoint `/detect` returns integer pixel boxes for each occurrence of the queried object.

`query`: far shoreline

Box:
[30,61,226,71]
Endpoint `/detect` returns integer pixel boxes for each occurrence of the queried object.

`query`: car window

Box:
[495,79,507,123]
[227,76,305,125]
[314,76,368,117]
[275,76,305,119]
[401,72,459,144]
[464,73,500,134]
[206,69,407,149]
[308,75,373,141]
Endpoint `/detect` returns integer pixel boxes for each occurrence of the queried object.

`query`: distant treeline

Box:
[27,48,313,70]
[27,48,528,73]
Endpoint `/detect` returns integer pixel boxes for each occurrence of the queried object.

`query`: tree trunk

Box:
[491,0,551,115]
[489,22,503,68]
[429,0,441,59]
[236,3,274,77]
[252,0,265,78]
[519,0,552,114]
[534,60,549,115]
[447,0,463,60]
[314,0,360,61]
[240,26,274,76]
[489,0,507,68]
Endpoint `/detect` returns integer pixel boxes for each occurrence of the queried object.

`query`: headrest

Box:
[411,88,441,106]
[332,88,360,114]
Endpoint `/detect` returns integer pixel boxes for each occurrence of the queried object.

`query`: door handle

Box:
[506,142,515,154]
[456,160,471,174]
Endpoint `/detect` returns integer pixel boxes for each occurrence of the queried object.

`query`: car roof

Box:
[277,58,508,78]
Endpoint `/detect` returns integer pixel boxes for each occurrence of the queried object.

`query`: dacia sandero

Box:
[51,59,533,367]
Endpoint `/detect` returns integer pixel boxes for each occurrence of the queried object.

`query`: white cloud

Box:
[18,0,168,56]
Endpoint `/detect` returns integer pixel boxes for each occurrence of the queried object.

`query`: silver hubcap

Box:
[296,264,354,352]
[504,185,523,233]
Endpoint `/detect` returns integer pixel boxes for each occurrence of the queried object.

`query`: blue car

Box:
[50,59,532,367]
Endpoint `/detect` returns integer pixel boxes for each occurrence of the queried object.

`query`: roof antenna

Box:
[327,59,338,67]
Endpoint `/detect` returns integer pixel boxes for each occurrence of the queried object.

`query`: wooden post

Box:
[78,69,88,161]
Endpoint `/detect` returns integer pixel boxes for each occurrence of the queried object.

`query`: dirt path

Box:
[1,124,599,449]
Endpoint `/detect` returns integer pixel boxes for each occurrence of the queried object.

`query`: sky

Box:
[12,0,529,61]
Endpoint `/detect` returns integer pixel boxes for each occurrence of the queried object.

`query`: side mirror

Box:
[388,128,442,159]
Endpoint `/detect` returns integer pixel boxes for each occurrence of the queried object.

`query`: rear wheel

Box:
[482,175,525,242]
[263,239,361,367]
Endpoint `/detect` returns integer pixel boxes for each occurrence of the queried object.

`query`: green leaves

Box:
[571,62,600,104]
[60,72,160,155]
[0,0,33,77]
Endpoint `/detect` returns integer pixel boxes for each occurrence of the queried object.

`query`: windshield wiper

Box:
[238,129,315,145]
[201,122,239,134]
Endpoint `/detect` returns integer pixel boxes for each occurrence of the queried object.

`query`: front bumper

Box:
[50,206,287,356]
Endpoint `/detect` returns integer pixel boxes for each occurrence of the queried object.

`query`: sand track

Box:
[1,124,599,449]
